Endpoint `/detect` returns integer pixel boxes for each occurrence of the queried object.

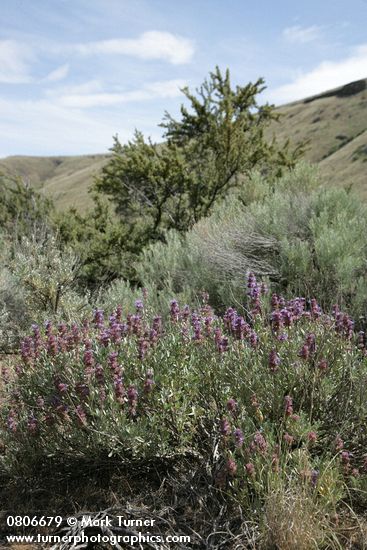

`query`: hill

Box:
[0,78,366,211]
[268,78,367,198]
[0,154,109,212]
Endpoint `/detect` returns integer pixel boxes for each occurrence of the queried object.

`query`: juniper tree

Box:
[95,67,303,246]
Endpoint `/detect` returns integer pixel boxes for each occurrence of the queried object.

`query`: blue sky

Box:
[1,0,366,157]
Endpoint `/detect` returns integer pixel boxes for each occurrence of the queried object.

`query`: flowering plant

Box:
[2,274,367,520]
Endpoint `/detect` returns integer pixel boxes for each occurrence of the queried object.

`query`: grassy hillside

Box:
[0,154,109,212]
[268,78,367,197]
[0,78,366,211]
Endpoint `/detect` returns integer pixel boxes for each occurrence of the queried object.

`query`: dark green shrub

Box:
[94,67,302,250]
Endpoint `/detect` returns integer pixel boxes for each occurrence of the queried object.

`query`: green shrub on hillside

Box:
[135,164,367,319]
[0,174,53,247]
[55,196,135,289]
[0,234,90,351]
[95,67,302,250]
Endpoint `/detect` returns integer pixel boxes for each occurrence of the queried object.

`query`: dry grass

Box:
[0,154,109,212]
[0,455,260,549]
[262,490,329,550]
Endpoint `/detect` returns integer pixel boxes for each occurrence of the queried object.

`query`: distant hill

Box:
[1,78,366,211]
[0,154,110,212]
[268,78,367,198]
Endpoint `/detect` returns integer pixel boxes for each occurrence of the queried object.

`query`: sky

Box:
[0,0,367,157]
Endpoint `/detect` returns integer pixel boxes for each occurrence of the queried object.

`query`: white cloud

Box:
[0,96,124,156]
[45,63,69,82]
[73,31,194,64]
[282,25,322,44]
[269,44,367,104]
[56,79,186,108]
[0,78,184,155]
[45,80,104,97]
[0,40,34,83]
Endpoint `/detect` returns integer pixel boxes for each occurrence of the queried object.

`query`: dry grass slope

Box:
[268,78,367,197]
[0,154,110,212]
[0,78,366,211]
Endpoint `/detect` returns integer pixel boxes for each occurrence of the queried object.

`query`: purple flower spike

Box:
[75,382,90,399]
[114,376,125,404]
[93,309,104,328]
[108,352,119,371]
[281,308,293,327]
[234,428,244,447]
[7,410,17,433]
[269,349,280,372]
[310,299,322,319]
[95,364,105,385]
[310,469,319,488]
[204,316,214,336]
[298,344,310,360]
[55,379,68,393]
[99,329,111,347]
[27,414,38,435]
[152,315,162,333]
[58,322,67,336]
[226,457,237,476]
[235,316,247,340]
[283,432,294,446]
[83,349,94,368]
[318,358,328,371]
[47,334,58,356]
[144,370,154,394]
[115,305,123,322]
[271,311,283,332]
[31,324,42,354]
[218,336,229,353]
[110,322,122,344]
[271,294,280,310]
[45,320,53,336]
[245,462,255,476]
[21,337,34,364]
[170,300,180,322]
[128,385,138,404]
[192,320,203,342]
[220,418,231,437]
[109,314,117,327]
[182,305,190,321]
[135,299,144,313]
[148,328,158,344]
[341,450,350,464]
[247,272,257,290]
[284,395,293,417]
[305,333,316,353]
[223,308,237,332]
[226,398,237,414]
[249,331,258,348]
[138,338,149,360]
[75,404,87,426]
[251,431,268,454]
